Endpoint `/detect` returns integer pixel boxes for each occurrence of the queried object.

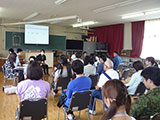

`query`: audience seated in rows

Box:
[130,67,160,120]
[126,60,144,95]
[101,79,136,120]
[60,60,91,120]
[84,56,96,77]
[89,59,119,115]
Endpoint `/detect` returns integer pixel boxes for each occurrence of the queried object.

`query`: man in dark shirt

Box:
[36,49,49,75]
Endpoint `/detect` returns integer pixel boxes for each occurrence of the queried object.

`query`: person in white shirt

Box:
[89,59,119,115]
[126,60,144,95]
[84,56,96,77]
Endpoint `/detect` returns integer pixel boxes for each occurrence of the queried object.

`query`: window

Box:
[141,19,160,60]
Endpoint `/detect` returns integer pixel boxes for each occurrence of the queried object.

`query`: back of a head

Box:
[9,48,14,54]
[27,61,43,80]
[84,56,90,65]
[104,59,113,69]
[29,56,36,62]
[75,52,82,58]
[72,60,84,75]
[141,67,160,86]
[17,48,23,53]
[60,55,68,65]
[101,79,131,120]
[146,57,158,67]
[133,60,144,71]
[100,54,106,62]
[8,53,17,67]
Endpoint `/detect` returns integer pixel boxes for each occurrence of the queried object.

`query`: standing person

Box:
[61,60,91,120]
[82,51,87,60]
[126,60,144,95]
[89,59,119,115]
[101,79,136,120]
[113,51,122,70]
[15,48,23,67]
[75,51,84,63]
[145,57,158,67]
[36,49,49,75]
[16,61,50,120]
[96,54,106,75]
[130,67,160,120]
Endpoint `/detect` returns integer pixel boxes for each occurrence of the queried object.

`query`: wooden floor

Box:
[0,70,103,120]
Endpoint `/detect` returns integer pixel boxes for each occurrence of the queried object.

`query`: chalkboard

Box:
[5,31,66,51]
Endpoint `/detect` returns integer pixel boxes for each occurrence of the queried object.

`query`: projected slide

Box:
[25,24,49,44]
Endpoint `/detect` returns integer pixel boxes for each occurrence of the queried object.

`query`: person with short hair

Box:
[15,48,23,67]
[75,51,84,63]
[82,51,87,60]
[63,60,91,120]
[89,59,119,115]
[36,49,49,75]
[101,79,136,120]
[83,56,96,77]
[145,57,158,67]
[130,67,160,120]
[113,51,122,70]
[126,60,144,95]
[8,48,14,54]
[96,54,106,75]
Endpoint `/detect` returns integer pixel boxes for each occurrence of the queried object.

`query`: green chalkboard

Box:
[5,31,66,51]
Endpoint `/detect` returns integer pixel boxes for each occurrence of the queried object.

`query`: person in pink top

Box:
[101,79,135,120]
[16,61,50,119]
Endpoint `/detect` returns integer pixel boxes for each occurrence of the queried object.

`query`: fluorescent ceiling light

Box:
[122,9,160,19]
[94,0,143,13]
[55,0,67,5]
[122,13,144,19]
[23,12,39,21]
[72,21,97,28]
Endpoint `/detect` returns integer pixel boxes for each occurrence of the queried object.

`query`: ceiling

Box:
[0,0,160,27]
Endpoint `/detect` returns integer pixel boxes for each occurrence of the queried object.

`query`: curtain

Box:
[141,19,160,60]
[131,21,145,57]
[91,24,124,58]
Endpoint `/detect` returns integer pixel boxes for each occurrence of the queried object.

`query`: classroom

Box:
[0,0,160,120]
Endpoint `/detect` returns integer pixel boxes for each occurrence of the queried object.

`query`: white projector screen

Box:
[25,24,49,44]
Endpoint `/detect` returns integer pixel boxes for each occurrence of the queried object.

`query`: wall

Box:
[123,23,132,50]
[0,18,87,57]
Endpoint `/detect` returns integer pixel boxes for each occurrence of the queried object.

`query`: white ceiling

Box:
[0,0,160,27]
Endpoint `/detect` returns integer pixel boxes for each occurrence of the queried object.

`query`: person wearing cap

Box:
[113,51,122,70]
[89,59,120,115]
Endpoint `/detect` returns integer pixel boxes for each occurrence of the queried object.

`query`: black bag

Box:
[57,93,67,108]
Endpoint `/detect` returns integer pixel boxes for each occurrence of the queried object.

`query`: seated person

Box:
[16,61,50,119]
[145,57,158,67]
[113,51,122,70]
[89,59,119,115]
[101,79,136,120]
[75,51,84,63]
[3,52,17,78]
[23,56,36,79]
[130,67,160,120]
[96,54,106,75]
[36,49,49,75]
[52,55,73,90]
[84,56,96,77]
[62,60,91,120]
[82,51,87,60]
[126,60,144,95]
[15,48,23,67]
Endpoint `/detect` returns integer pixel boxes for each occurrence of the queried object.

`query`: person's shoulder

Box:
[17,79,31,87]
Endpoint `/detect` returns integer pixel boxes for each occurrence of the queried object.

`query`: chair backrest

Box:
[151,113,160,120]
[56,77,71,90]
[19,98,47,120]
[121,68,130,80]
[88,74,99,89]
[134,82,147,96]
[68,90,92,112]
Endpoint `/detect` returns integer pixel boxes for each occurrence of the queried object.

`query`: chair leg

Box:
[79,111,81,118]
[63,108,66,120]
[4,77,6,86]
[88,109,91,120]
[57,108,60,120]
[53,93,55,106]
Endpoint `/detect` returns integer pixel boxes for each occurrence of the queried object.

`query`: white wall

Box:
[123,23,132,50]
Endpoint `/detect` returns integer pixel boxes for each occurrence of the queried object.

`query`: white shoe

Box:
[89,110,96,115]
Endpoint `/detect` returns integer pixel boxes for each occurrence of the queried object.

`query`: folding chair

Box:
[150,113,160,120]
[53,77,70,105]
[18,98,48,120]
[88,74,99,89]
[57,90,92,120]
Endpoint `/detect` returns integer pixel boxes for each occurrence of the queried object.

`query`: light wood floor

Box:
[0,71,103,120]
